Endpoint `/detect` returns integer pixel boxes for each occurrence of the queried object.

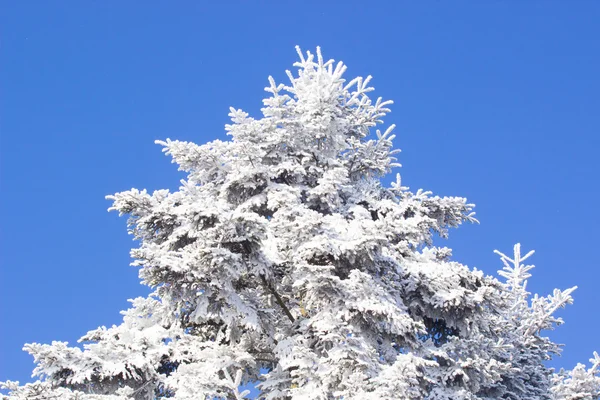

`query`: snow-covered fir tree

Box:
[2,47,598,400]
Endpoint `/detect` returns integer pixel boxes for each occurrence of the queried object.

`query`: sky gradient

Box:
[1,1,599,385]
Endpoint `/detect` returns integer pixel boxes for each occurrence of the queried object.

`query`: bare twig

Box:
[260,274,295,323]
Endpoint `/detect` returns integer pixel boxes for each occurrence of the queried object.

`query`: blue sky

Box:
[1,1,599,386]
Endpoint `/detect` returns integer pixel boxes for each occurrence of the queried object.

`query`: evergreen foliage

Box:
[3,47,598,400]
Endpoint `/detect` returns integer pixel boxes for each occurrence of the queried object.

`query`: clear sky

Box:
[1,1,599,386]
